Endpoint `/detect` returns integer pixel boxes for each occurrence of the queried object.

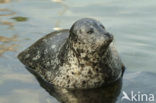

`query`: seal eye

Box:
[100,25,105,29]
[87,28,94,34]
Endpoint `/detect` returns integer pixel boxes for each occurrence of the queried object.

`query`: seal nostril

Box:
[104,32,113,41]
[100,25,105,29]
[104,32,110,36]
[104,32,113,38]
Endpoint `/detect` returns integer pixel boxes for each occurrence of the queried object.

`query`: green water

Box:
[0,0,156,103]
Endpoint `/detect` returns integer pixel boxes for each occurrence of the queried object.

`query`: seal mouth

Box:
[104,32,113,42]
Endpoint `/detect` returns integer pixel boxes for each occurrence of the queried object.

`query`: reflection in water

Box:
[52,0,64,3]
[0,1,19,56]
[0,35,18,56]
[27,68,122,103]
[0,8,15,16]
[0,20,14,29]
[0,8,15,29]
[0,35,17,42]
[0,44,17,56]
[52,0,68,30]
[0,0,10,4]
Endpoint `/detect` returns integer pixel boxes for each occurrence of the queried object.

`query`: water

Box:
[0,0,156,103]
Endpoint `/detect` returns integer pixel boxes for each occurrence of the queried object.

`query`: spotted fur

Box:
[18,18,125,89]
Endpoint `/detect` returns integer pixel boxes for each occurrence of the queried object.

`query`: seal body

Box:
[18,18,125,89]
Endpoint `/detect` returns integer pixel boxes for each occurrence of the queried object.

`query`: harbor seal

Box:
[18,18,125,89]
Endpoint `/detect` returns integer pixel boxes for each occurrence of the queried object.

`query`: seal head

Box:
[69,18,113,54]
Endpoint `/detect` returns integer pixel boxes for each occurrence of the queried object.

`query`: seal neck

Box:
[58,37,110,67]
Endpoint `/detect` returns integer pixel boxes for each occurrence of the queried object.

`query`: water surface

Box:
[0,0,156,103]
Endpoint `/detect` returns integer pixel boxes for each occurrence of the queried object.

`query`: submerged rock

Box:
[18,18,125,89]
